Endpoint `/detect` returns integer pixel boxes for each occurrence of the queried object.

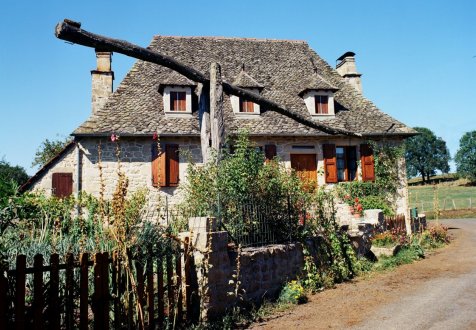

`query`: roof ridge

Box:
[152,35,307,44]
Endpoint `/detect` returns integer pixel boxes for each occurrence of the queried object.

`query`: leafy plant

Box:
[420,224,450,249]
[359,196,394,216]
[278,280,307,304]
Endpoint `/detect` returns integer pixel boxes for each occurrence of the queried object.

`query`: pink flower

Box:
[344,194,351,200]
[111,134,119,142]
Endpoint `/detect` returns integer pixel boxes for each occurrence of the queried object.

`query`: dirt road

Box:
[251,219,476,330]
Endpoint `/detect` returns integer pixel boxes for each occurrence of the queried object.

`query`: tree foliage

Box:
[455,130,476,183]
[405,127,450,183]
[0,159,29,207]
[32,137,72,168]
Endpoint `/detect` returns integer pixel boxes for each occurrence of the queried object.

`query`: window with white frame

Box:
[230,88,261,116]
[302,90,335,118]
[163,86,192,115]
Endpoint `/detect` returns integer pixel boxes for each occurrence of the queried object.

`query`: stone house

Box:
[21,36,416,221]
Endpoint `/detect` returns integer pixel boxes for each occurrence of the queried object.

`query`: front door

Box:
[290,154,317,187]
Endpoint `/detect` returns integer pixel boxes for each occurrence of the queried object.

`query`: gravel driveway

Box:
[251,219,476,330]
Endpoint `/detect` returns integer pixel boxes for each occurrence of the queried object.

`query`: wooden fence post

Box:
[33,254,44,329]
[79,253,89,330]
[14,255,26,330]
[166,254,174,318]
[157,254,164,327]
[65,253,74,330]
[102,252,109,330]
[94,252,109,330]
[0,263,7,330]
[136,260,145,330]
[49,254,60,330]
[146,251,155,329]
[175,247,183,323]
[184,237,193,322]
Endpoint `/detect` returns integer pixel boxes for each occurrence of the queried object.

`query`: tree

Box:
[455,130,476,183]
[405,127,450,183]
[0,159,29,205]
[32,137,72,168]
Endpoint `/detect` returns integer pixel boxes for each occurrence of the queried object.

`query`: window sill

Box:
[312,114,335,120]
[234,112,261,119]
[164,111,193,118]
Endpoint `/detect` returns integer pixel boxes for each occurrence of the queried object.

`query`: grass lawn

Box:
[408,178,476,216]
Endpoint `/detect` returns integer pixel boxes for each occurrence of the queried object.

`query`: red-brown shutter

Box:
[264,144,277,162]
[52,173,72,198]
[151,143,161,187]
[360,144,375,181]
[166,144,179,186]
[321,95,328,114]
[323,144,337,183]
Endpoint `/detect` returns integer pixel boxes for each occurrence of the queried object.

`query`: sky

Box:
[0,0,475,175]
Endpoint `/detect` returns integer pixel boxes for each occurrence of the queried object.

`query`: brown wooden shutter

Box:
[323,144,337,183]
[52,173,72,198]
[264,144,277,162]
[321,95,328,114]
[360,144,375,182]
[151,143,160,187]
[166,144,179,186]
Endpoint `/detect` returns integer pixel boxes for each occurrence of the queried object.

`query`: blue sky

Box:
[1,0,475,175]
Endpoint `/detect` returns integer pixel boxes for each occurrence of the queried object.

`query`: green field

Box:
[408,181,476,214]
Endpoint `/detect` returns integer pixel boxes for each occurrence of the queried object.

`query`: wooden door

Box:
[290,154,317,185]
[52,173,73,198]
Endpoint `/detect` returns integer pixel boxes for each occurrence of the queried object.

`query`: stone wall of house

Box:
[31,136,203,222]
[30,145,78,195]
[250,136,410,225]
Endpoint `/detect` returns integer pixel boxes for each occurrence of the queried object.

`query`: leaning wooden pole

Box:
[55,19,359,137]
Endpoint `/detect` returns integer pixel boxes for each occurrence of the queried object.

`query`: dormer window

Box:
[300,73,339,119]
[231,66,264,117]
[162,86,193,116]
[315,95,329,114]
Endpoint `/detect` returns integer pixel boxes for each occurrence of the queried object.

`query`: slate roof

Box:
[73,36,417,137]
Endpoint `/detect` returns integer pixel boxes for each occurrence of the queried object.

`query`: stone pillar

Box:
[188,217,234,320]
[91,50,114,115]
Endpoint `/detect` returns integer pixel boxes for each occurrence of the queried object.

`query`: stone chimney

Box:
[91,50,114,114]
[336,51,362,93]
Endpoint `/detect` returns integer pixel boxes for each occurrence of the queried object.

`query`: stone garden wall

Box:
[188,217,305,319]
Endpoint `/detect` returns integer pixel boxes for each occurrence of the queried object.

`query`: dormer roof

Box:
[158,69,196,92]
[232,69,264,90]
[299,73,339,95]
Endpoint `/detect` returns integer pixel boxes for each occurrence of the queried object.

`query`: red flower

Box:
[354,197,359,203]
[152,132,158,140]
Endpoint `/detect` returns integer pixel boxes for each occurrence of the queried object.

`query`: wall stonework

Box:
[31,137,203,221]
[188,217,305,319]
[30,135,410,225]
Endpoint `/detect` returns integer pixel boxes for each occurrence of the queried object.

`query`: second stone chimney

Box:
[91,50,114,114]
[336,52,362,93]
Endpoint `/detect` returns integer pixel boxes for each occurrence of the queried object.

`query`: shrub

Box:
[371,228,408,247]
[359,196,394,216]
[278,280,307,304]
[375,243,424,270]
[420,224,450,249]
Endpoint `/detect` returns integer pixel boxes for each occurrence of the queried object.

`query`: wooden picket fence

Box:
[384,214,406,231]
[0,239,198,329]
